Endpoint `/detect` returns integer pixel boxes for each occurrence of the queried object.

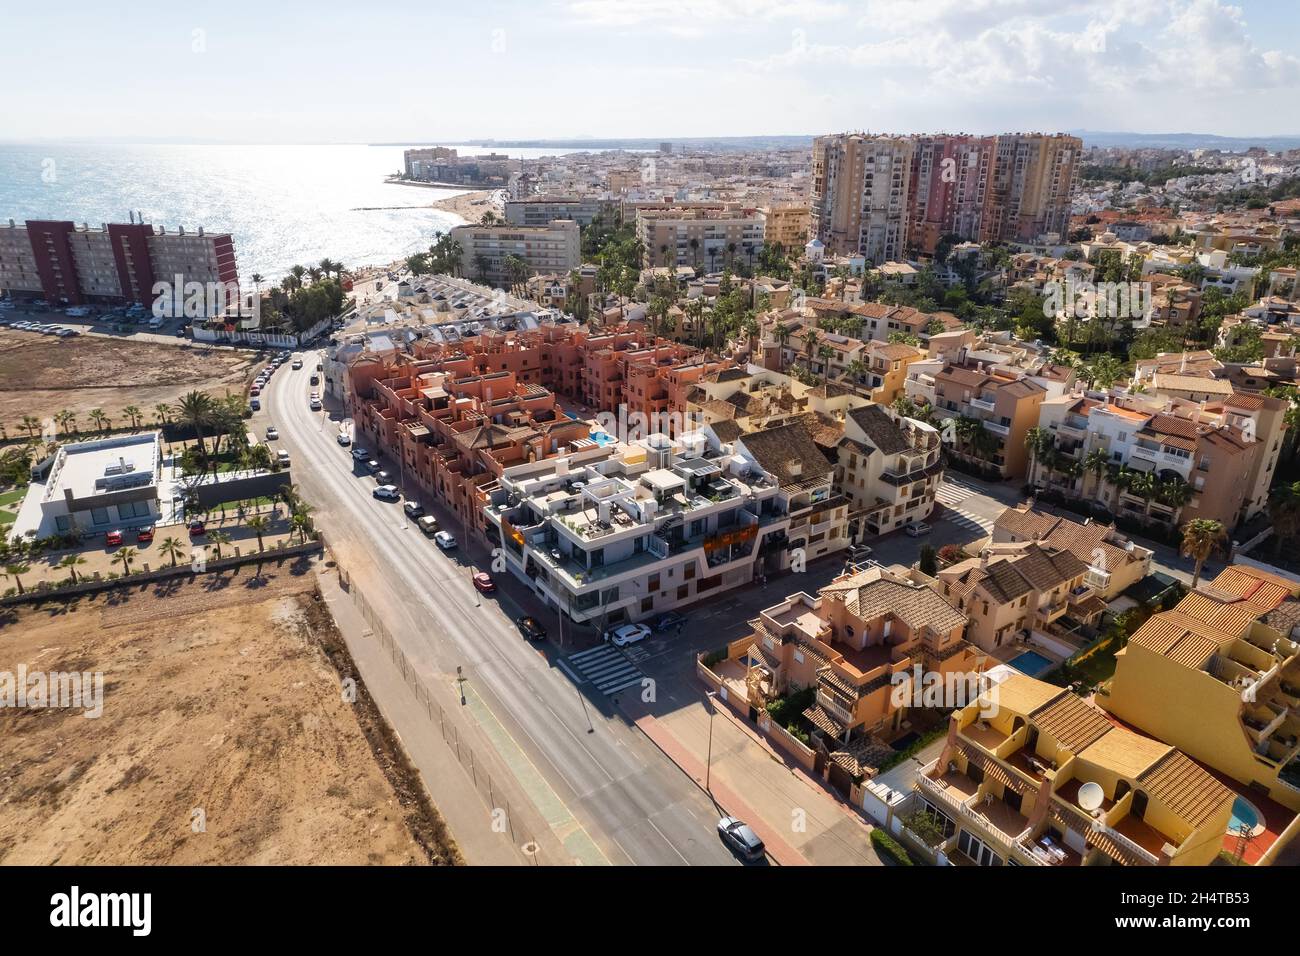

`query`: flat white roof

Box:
[44,432,160,503]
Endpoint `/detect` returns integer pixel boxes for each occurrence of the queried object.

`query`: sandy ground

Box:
[0,328,256,432]
[0,566,459,864]
[426,189,501,221]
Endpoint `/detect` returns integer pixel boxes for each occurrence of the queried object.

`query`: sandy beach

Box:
[426,189,502,221]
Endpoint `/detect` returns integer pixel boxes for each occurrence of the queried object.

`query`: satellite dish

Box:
[1078,781,1105,813]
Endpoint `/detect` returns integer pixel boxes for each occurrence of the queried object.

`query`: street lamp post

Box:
[705,690,718,792]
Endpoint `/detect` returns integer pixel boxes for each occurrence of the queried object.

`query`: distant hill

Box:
[1071,129,1300,152]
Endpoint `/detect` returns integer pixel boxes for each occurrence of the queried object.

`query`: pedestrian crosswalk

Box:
[935,479,997,537]
[564,644,646,697]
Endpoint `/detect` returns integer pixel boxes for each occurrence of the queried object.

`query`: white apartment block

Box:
[449,220,580,289]
[485,427,847,627]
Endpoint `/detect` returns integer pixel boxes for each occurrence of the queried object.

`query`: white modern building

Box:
[484,427,847,627]
[12,432,161,540]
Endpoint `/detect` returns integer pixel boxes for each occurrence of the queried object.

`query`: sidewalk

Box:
[316,564,535,866]
[626,695,884,866]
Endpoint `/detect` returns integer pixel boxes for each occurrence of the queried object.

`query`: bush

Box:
[766,686,816,728]
[871,828,914,866]
[919,544,938,577]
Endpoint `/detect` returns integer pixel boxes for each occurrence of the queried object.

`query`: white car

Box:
[265,426,279,440]
[604,623,651,647]
[373,484,400,501]
[433,530,457,551]
[904,521,932,537]
[336,432,351,446]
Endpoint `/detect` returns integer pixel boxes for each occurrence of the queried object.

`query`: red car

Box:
[472,572,496,594]
[136,525,155,544]
[188,520,206,536]
[105,529,123,546]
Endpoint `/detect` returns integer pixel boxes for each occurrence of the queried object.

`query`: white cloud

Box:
[566,0,849,29]
[742,0,1300,113]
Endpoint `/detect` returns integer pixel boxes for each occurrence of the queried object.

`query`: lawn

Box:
[0,487,27,507]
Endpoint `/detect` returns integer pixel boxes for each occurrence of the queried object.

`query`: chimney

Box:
[786,458,802,478]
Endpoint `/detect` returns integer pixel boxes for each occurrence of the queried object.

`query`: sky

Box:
[4,0,1300,143]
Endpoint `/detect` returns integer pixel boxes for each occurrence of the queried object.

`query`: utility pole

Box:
[705,690,718,792]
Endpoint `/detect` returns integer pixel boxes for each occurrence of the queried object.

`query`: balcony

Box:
[969,396,996,413]
[982,419,1010,437]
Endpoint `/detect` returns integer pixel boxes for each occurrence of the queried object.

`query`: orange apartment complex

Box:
[344,324,737,537]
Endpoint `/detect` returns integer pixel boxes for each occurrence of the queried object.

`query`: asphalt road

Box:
[262,352,739,866]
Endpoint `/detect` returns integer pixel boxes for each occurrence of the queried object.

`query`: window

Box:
[91,507,110,525]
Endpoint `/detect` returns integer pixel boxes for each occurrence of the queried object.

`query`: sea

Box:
[0,143,574,282]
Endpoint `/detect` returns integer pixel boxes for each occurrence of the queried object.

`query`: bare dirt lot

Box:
[0,329,256,431]
[0,564,459,864]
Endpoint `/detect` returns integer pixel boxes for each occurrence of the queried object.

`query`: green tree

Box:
[1181,519,1226,588]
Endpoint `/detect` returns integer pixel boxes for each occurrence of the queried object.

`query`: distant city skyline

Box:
[7,0,1300,144]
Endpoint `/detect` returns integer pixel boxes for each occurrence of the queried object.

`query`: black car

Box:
[651,611,687,632]
[515,616,547,641]
[403,501,424,519]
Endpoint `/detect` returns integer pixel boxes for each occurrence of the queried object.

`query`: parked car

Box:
[105,529,123,546]
[650,611,687,632]
[336,432,351,446]
[403,501,424,519]
[515,616,547,641]
[136,525,155,544]
[904,522,932,537]
[365,459,381,473]
[277,449,291,465]
[416,515,439,537]
[188,520,206,536]
[350,446,369,460]
[375,470,392,484]
[373,484,400,501]
[266,426,279,440]
[250,399,261,412]
[604,623,651,647]
[433,530,457,551]
[472,572,496,593]
[309,399,322,411]
[717,817,766,863]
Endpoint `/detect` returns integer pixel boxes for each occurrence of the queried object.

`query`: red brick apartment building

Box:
[344,325,736,538]
[0,218,238,306]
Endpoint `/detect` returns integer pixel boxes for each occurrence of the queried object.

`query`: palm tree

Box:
[55,409,77,437]
[208,530,232,560]
[122,405,143,430]
[88,408,110,433]
[154,402,173,426]
[3,562,30,594]
[290,510,313,544]
[113,547,137,576]
[58,553,86,584]
[176,391,214,463]
[20,415,40,439]
[689,237,700,269]
[1182,518,1226,588]
[1024,426,1054,483]
[159,536,186,568]
[1083,448,1110,499]
[246,515,269,552]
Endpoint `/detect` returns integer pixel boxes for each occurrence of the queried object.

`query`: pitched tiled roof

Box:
[846,403,911,455]
[1138,751,1234,830]
[1029,691,1114,753]
[738,422,834,490]
[821,570,968,635]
